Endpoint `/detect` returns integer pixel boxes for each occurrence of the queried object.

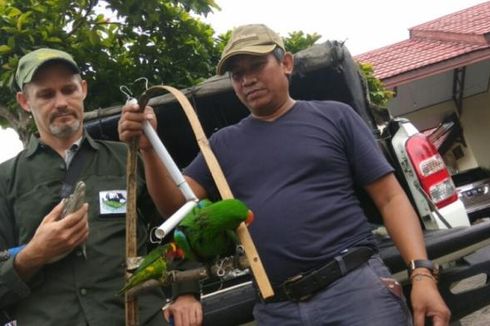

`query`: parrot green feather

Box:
[174,198,251,262]
[119,243,175,295]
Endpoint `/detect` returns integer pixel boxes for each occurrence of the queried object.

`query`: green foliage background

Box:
[358,62,394,108]
[0,0,225,143]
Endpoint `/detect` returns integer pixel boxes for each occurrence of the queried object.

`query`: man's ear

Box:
[282,52,294,75]
[81,79,88,100]
[16,92,31,113]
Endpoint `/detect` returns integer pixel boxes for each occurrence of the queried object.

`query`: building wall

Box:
[401,89,489,173]
[459,90,490,169]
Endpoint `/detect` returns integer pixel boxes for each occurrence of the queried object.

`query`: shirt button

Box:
[80,288,87,296]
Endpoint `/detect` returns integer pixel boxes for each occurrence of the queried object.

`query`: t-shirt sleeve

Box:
[340,106,394,186]
[184,149,220,201]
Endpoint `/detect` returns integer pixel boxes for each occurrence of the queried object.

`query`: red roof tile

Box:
[411,1,490,35]
[355,38,488,80]
[354,1,490,86]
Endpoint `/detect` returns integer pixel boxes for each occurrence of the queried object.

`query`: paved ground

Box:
[457,305,490,326]
[449,273,489,326]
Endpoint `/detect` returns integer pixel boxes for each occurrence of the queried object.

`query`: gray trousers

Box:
[253,255,412,326]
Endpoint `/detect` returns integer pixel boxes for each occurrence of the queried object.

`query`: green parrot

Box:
[118,243,181,295]
[119,199,254,294]
[173,198,254,263]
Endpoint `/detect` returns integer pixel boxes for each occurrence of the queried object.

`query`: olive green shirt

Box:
[0,133,167,325]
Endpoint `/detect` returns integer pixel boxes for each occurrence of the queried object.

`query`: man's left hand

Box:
[411,276,451,326]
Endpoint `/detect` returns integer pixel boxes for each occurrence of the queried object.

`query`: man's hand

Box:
[411,275,451,326]
[14,201,89,280]
[163,294,203,326]
[118,102,157,152]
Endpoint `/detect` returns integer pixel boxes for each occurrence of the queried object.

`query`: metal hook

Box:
[215,258,226,277]
[119,77,148,102]
[149,227,163,245]
[119,85,133,101]
[133,77,149,91]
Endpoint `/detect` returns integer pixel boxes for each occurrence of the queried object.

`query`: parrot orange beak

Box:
[175,247,185,259]
[167,242,185,260]
[245,210,254,226]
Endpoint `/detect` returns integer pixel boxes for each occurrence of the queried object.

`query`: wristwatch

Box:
[408,259,440,279]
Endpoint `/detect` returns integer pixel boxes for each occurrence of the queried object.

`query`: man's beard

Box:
[48,108,81,139]
[49,118,81,138]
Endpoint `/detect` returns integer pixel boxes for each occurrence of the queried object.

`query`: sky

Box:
[0,0,488,163]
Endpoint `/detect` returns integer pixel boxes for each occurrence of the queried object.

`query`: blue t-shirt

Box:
[185,100,394,285]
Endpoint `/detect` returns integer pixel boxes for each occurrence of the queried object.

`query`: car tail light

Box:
[406,134,458,208]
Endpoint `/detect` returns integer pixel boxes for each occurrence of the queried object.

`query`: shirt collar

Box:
[25,129,100,158]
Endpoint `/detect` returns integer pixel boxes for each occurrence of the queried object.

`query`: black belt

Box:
[262,246,375,303]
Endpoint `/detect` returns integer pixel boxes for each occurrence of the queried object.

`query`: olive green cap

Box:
[217,24,285,75]
[15,48,80,90]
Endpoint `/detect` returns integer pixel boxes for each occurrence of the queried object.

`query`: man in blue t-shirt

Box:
[119,24,450,325]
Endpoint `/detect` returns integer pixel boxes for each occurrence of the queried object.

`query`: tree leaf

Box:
[16,11,32,31]
[7,37,15,49]
[0,45,12,54]
[32,4,47,13]
[6,7,21,17]
[46,37,62,43]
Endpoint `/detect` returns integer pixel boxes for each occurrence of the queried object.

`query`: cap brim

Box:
[217,44,277,75]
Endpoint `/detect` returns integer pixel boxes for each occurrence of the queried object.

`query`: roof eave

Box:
[381,47,490,88]
[410,29,490,45]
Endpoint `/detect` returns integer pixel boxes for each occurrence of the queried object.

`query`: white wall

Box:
[459,90,490,170]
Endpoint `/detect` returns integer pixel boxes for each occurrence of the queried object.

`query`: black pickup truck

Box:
[85,41,490,324]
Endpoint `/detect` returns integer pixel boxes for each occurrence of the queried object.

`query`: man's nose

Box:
[54,92,69,108]
[241,72,257,86]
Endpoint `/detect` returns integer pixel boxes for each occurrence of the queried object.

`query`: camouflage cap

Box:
[216,24,285,75]
[15,48,80,90]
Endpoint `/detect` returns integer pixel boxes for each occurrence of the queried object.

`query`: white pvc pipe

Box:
[142,120,197,202]
[126,98,200,239]
[154,200,198,239]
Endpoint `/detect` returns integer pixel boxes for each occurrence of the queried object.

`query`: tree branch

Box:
[66,0,98,38]
[0,103,19,126]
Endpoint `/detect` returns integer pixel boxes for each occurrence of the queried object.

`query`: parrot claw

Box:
[126,256,144,272]
[235,245,245,255]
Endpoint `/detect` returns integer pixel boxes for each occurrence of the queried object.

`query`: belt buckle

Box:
[282,274,313,302]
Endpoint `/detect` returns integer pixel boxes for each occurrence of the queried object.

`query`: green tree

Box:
[0,0,321,146]
[358,62,394,107]
[284,31,321,54]
[215,30,321,55]
[0,0,220,145]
